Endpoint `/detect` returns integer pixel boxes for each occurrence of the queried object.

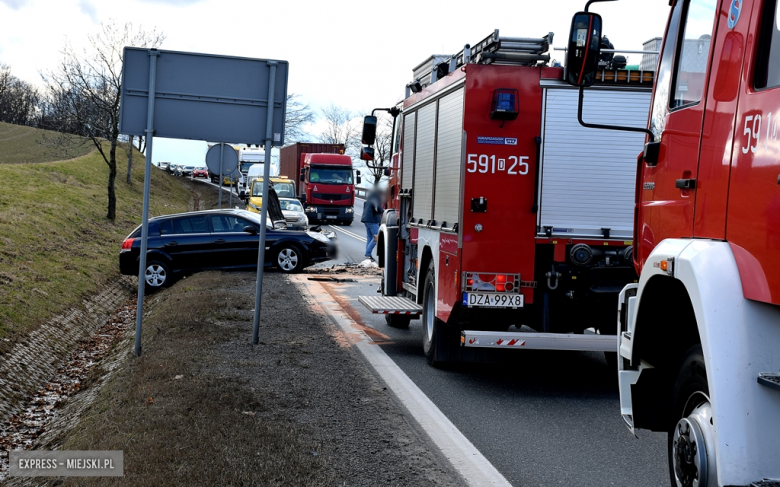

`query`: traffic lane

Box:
[324,278,668,487]
[306,224,367,266]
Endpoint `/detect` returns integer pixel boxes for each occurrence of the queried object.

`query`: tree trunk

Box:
[107,138,118,221]
[126,135,133,184]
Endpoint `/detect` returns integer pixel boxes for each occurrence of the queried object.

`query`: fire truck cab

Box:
[566,1,780,485]
[359,30,655,365]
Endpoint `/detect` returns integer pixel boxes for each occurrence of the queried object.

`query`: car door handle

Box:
[165,241,178,247]
[214,239,225,244]
[675,179,696,189]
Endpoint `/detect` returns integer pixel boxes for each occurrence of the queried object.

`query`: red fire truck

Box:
[279,143,359,225]
[357,30,654,365]
[563,1,780,486]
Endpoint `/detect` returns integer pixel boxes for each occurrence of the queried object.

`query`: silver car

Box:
[279,198,308,230]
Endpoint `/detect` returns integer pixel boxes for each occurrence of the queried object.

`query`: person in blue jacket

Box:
[361,189,383,262]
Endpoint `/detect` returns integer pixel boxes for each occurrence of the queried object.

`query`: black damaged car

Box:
[119,208,336,290]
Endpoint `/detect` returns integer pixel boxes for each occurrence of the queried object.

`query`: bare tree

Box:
[126,135,134,184]
[318,104,360,154]
[284,94,314,143]
[42,21,164,221]
[0,63,40,126]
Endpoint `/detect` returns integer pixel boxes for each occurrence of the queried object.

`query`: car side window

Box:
[210,215,251,233]
[166,215,208,234]
[670,0,717,109]
[755,0,780,89]
[159,220,172,235]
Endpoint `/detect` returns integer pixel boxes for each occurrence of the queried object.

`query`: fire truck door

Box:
[693,0,754,239]
[638,0,718,267]
[726,0,780,306]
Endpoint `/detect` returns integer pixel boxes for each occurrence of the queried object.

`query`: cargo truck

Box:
[279,143,360,225]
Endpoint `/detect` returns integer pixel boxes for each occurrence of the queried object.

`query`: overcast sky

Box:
[0,0,671,166]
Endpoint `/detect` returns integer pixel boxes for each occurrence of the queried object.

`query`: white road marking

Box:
[328,225,367,242]
[295,277,512,487]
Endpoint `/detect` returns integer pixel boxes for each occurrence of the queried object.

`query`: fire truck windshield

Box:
[240,162,255,173]
[309,166,353,184]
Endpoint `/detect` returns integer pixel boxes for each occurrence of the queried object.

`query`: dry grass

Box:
[0,122,93,164]
[59,272,332,486]
[0,129,193,344]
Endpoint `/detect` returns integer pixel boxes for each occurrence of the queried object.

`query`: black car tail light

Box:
[121,238,135,250]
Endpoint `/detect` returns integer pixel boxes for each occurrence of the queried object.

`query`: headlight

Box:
[306,231,330,243]
[298,217,307,223]
[305,206,317,213]
[345,207,354,213]
[273,222,287,230]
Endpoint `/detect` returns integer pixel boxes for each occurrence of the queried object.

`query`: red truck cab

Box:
[566,2,780,485]
[300,153,356,225]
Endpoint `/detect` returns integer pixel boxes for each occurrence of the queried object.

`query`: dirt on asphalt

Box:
[16,271,462,486]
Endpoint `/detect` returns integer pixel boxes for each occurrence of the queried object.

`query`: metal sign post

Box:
[119,47,288,356]
[134,49,159,357]
[218,143,224,209]
[252,61,277,346]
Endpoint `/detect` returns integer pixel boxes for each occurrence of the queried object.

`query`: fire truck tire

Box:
[668,344,714,487]
[385,314,411,329]
[422,265,449,366]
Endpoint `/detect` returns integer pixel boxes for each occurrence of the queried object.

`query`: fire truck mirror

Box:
[383,167,391,177]
[565,12,602,87]
[360,147,375,161]
[361,116,378,145]
[356,176,362,185]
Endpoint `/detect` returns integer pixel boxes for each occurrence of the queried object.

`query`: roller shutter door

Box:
[413,103,436,222]
[539,88,651,238]
[434,87,464,228]
[401,112,415,190]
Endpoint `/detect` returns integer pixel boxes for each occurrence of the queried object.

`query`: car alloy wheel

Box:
[276,246,301,273]
[145,262,168,288]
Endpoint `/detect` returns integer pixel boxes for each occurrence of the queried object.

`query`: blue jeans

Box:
[364,223,379,257]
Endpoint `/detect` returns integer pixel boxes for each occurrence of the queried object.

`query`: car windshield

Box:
[185,166,194,170]
[309,166,353,184]
[253,181,295,198]
[280,199,302,212]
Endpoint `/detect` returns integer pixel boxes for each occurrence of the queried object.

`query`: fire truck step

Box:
[758,373,780,393]
[357,296,422,316]
[461,330,617,352]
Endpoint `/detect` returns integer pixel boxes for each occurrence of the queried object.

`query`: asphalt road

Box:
[318,229,670,486]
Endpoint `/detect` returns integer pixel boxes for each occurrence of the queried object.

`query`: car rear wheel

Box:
[144,261,170,291]
[276,245,304,273]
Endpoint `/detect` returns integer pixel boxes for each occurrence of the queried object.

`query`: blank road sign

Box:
[205,144,238,175]
[119,48,288,145]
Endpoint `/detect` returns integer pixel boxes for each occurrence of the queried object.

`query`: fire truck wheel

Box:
[385,314,411,329]
[422,265,447,366]
[668,344,715,487]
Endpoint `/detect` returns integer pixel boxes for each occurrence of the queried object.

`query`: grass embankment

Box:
[0,122,93,164]
[0,123,193,343]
